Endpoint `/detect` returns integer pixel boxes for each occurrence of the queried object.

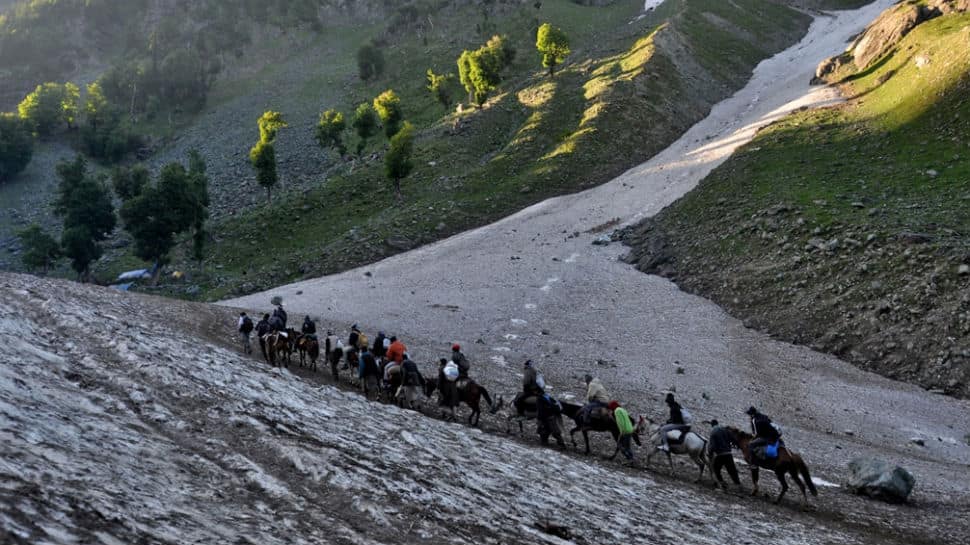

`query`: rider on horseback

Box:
[577,374,610,426]
[657,393,691,453]
[746,406,782,462]
[513,359,543,414]
[301,316,317,339]
[272,304,287,330]
[399,356,425,409]
[451,344,470,386]
[437,358,460,418]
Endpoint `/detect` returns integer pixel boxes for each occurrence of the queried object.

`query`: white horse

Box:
[638,417,709,482]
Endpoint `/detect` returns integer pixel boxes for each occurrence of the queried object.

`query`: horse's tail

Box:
[480,387,502,414]
[795,456,818,496]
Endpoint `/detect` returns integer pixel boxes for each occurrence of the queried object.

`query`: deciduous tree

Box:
[53,156,116,281]
[384,121,415,202]
[357,43,386,81]
[250,111,286,202]
[373,90,404,139]
[315,109,346,156]
[0,113,33,182]
[352,103,379,157]
[18,224,61,274]
[536,23,570,76]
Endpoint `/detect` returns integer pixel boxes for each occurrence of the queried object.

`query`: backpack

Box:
[536,373,546,390]
[240,316,253,333]
[680,407,693,425]
[357,332,369,349]
[771,422,783,437]
[444,361,459,381]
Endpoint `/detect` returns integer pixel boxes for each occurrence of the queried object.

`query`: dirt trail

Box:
[224,0,970,528]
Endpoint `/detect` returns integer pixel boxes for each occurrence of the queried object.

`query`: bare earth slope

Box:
[224,0,970,537]
[0,273,904,544]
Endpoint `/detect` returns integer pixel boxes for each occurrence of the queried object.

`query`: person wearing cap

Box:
[608,401,639,462]
[451,343,470,382]
[746,406,781,462]
[707,419,741,489]
[658,393,689,453]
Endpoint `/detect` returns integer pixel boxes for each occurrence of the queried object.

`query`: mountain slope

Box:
[0,271,932,545]
[622,3,970,398]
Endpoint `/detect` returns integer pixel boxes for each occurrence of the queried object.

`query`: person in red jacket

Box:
[386,336,407,364]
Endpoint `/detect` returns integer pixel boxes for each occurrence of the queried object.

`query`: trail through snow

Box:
[224,0,970,510]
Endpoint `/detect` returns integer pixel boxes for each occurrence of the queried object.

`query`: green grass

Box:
[124,0,821,301]
[665,11,970,245]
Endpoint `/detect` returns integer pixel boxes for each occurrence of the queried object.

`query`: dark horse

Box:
[726,427,818,506]
[297,335,319,371]
[424,377,502,426]
[561,402,625,455]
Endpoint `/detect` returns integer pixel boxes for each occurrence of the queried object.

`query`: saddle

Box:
[664,426,691,445]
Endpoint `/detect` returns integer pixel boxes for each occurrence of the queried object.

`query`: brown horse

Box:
[726,427,818,506]
[424,377,502,426]
[561,402,623,455]
[297,335,320,371]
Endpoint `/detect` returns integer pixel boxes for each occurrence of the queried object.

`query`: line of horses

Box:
[249,328,818,507]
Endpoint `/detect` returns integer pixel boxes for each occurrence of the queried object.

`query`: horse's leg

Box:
[583,430,591,455]
[790,467,807,508]
[775,470,789,504]
[693,453,705,483]
[750,467,760,496]
[666,451,674,471]
[569,426,578,448]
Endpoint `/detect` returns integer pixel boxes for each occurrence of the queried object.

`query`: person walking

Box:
[609,401,639,462]
[707,419,742,490]
[237,312,254,354]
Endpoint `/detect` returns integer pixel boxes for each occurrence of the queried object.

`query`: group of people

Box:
[238,306,786,485]
[514,358,785,486]
[237,306,475,415]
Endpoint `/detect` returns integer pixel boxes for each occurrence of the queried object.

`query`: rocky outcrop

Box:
[813,0,970,84]
[846,458,916,503]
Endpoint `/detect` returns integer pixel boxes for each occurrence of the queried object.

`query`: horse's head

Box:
[635,414,652,435]
[725,426,751,446]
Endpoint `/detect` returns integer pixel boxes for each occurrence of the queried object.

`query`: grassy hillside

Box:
[623,6,970,397]
[102,0,836,301]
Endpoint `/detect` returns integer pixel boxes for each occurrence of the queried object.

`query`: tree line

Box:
[18,153,210,284]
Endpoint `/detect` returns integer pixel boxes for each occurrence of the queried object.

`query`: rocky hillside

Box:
[622,2,970,398]
[1,1,868,297]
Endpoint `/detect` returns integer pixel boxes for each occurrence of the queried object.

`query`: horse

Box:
[561,402,624,456]
[262,331,279,366]
[424,376,502,426]
[725,427,818,506]
[297,335,319,371]
[327,344,343,382]
[506,393,539,434]
[640,417,709,482]
[382,364,403,405]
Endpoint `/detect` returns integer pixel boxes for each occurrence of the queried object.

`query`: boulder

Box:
[846,458,915,503]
